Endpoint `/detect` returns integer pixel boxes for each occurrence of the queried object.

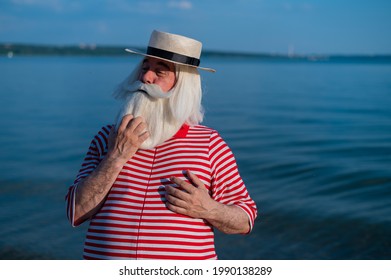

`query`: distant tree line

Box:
[1,43,391,63]
[1,43,131,56]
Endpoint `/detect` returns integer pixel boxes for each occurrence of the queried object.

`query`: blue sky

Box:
[1,0,390,55]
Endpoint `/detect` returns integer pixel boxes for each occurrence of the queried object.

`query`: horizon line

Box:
[1,42,391,58]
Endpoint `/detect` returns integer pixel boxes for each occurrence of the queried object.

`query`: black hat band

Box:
[147,46,200,67]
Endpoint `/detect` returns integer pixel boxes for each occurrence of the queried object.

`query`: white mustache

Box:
[125,81,173,99]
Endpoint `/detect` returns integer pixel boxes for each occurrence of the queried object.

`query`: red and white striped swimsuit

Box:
[66,124,257,260]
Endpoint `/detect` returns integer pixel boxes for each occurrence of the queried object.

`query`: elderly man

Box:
[66,30,257,260]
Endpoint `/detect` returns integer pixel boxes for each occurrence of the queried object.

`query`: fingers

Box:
[166,185,189,200]
[118,114,148,137]
[139,130,150,142]
[170,176,194,194]
[169,170,204,191]
[165,202,187,215]
[117,114,133,133]
[165,178,192,210]
[165,186,188,207]
[186,170,204,188]
[131,119,147,136]
[110,115,149,157]
[165,185,192,216]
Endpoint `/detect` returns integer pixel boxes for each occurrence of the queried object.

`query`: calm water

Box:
[0,56,390,259]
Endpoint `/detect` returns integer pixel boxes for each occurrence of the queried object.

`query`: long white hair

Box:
[112,60,204,149]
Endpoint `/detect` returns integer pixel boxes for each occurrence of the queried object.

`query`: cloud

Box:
[281,2,314,12]
[167,0,193,10]
[11,0,43,4]
[119,0,193,15]
[11,0,62,10]
[10,0,84,13]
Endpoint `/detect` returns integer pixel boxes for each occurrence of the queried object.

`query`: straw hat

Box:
[125,30,215,73]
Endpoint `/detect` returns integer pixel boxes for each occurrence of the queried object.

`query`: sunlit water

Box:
[0,56,390,259]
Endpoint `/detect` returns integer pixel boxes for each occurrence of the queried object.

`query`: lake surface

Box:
[0,55,390,259]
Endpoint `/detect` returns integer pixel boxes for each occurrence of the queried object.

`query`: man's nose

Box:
[141,70,155,84]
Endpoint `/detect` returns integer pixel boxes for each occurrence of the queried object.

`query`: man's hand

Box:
[165,170,251,234]
[165,170,218,219]
[107,114,150,164]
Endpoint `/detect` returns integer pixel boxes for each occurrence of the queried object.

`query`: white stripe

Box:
[85,239,215,250]
[86,232,215,243]
[99,205,143,213]
[92,220,210,230]
[116,174,151,185]
[157,145,208,156]
[96,212,204,224]
[88,226,213,236]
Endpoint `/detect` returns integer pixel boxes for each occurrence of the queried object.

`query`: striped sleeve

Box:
[65,125,111,227]
[208,131,258,233]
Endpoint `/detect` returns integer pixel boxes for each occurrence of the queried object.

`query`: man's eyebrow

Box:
[156,61,172,70]
[142,59,173,71]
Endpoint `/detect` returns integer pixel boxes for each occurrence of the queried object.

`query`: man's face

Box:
[139,57,176,93]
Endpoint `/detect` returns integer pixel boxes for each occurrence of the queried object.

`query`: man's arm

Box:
[73,115,149,225]
[165,170,251,234]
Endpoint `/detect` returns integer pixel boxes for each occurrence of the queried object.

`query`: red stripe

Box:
[87,229,213,239]
[86,235,214,247]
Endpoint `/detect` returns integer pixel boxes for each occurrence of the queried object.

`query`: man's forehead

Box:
[142,57,175,70]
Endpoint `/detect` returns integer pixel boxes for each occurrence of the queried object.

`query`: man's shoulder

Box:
[98,124,113,136]
[188,124,217,134]
[187,124,223,140]
[91,124,113,142]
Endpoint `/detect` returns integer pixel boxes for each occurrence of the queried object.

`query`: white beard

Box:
[115,82,183,150]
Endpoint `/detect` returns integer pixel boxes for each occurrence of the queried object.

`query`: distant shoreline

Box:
[1,43,391,63]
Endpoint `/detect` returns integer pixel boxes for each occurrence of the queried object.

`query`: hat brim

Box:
[125,48,216,73]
